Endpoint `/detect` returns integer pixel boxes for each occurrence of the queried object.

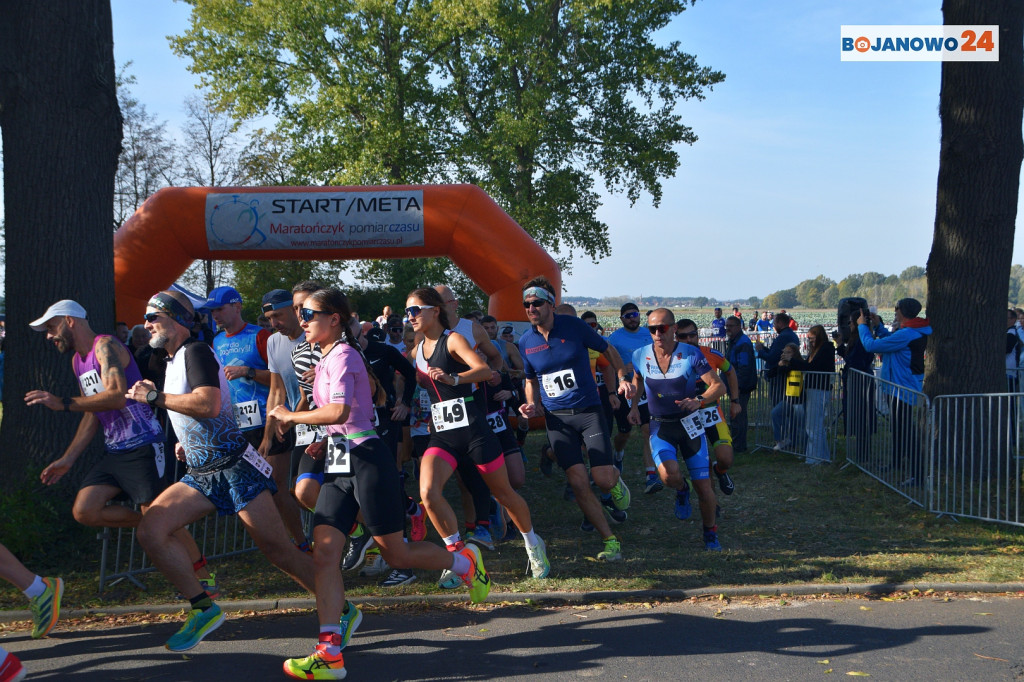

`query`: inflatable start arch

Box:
[113,184,560,322]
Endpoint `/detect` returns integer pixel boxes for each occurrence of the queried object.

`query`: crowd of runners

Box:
[7,279,760,681]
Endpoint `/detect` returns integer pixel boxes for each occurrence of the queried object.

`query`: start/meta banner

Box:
[205,190,425,251]
[841,25,999,62]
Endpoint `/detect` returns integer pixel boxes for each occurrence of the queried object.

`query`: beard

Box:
[149,333,171,349]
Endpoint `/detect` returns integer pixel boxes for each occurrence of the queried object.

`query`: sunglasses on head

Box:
[676,330,699,339]
[621,311,639,320]
[143,312,165,323]
[405,305,435,318]
[647,324,672,335]
[299,308,331,323]
[523,300,548,309]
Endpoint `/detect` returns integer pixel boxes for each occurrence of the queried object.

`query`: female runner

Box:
[272,287,489,681]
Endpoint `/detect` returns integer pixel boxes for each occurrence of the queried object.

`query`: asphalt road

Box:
[5,595,1024,681]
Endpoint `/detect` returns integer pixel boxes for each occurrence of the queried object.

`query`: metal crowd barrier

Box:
[843,369,932,506]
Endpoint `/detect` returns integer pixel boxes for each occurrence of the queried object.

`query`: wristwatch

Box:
[246,367,256,380]
[146,389,160,407]
[451,373,461,386]
[62,396,72,412]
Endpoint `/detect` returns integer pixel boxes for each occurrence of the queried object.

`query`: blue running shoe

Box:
[645,473,664,494]
[467,525,495,551]
[674,484,691,521]
[339,600,362,650]
[165,604,225,651]
[704,530,723,551]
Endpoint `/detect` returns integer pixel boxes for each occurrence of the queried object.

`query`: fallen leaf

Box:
[818,659,830,665]
[824,669,833,674]
[846,672,870,677]
[859,606,872,611]
[973,653,1009,662]
[880,597,894,602]
[714,609,724,618]
[974,613,994,616]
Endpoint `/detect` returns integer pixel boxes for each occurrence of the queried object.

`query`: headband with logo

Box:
[148,292,195,329]
[522,287,555,304]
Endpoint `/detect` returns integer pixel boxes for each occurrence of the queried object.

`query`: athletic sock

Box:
[646,467,656,476]
[450,551,472,576]
[320,624,342,656]
[443,532,463,551]
[521,528,539,548]
[22,575,45,599]
[189,593,213,612]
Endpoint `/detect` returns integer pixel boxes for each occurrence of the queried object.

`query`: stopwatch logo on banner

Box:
[841,25,999,62]
[208,195,268,248]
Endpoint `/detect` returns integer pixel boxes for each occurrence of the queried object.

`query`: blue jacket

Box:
[726,333,757,392]
[859,320,932,403]
[758,328,799,376]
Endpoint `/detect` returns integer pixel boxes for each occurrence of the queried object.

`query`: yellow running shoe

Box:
[283,633,347,680]
[458,544,491,604]
[30,577,63,639]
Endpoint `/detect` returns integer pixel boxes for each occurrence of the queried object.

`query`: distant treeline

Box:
[566,265,1024,311]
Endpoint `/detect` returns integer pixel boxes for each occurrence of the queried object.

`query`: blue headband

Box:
[148,292,195,329]
[522,287,555,304]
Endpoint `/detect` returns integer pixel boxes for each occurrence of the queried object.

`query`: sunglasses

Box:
[405,305,435,318]
[647,324,672,335]
[523,300,548,309]
[389,326,404,332]
[621,311,639,320]
[676,330,699,339]
[299,308,331,323]
[143,312,165,323]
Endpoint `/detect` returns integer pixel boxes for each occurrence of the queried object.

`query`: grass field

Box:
[5,430,1022,612]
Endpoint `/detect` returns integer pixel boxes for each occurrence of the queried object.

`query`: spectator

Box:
[465,309,484,324]
[755,310,773,332]
[781,325,835,464]
[748,311,759,332]
[128,324,150,354]
[837,314,876,459]
[710,307,726,337]
[754,312,799,407]
[724,316,757,452]
[384,314,406,353]
[778,310,798,331]
[732,307,742,322]
[858,297,931,487]
[375,305,393,327]
[770,343,804,451]
[115,321,130,345]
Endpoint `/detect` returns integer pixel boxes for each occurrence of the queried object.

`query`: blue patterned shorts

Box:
[181,458,277,516]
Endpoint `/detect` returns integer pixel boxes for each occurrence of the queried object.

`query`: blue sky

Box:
[91,2,1024,299]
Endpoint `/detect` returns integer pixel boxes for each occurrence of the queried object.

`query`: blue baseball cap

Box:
[261,289,292,313]
[204,286,242,310]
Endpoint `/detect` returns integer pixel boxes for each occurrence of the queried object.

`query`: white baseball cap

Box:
[29,300,87,331]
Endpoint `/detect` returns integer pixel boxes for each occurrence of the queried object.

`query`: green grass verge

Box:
[3,431,1024,611]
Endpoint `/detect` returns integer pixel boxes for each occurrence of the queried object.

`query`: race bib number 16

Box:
[542,369,576,398]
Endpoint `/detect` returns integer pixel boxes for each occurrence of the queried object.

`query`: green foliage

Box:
[232,260,346,321]
[0,467,92,569]
[762,288,797,309]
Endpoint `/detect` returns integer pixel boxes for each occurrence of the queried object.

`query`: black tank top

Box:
[415,331,474,403]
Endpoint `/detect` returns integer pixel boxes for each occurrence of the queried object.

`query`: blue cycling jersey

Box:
[631,342,712,417]
[519,314,608,410]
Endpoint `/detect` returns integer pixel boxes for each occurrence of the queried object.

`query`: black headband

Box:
[148,292,195,329]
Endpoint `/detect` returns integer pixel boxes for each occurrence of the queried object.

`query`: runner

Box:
[675,318,741,496]
[26,299,216,594]
[517,277,633,561]
[125,290,317,652]
[629,309,727,551]
[271,287,489,679]
[287,281,328,514]
[259,289,310,553]
[606,302,659,493]
[0,541,64,681]
[406,287,550,580]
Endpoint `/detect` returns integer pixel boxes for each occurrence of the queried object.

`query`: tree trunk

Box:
[0,1,122,488]
[925,2,1024,399]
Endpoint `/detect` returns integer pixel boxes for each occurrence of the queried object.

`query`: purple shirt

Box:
[313,342,376,443]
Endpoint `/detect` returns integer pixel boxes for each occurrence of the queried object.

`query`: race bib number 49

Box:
[233,400,263,429]
[542,369,576,398]
[431,397,469,432]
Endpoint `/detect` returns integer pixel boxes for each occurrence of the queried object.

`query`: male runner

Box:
[27,300,215,593]
[629,309,727,551]
[517,277,633,561]
[258,289,310,552]
[126,290,318,652]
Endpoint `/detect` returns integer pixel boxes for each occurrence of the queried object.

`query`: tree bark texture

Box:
[0,1,122,488]
[926,2,1024,399]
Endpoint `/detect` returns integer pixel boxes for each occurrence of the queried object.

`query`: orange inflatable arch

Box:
[113,184,560,323]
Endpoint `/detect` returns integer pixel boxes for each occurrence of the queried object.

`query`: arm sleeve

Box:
[183,342,222,389]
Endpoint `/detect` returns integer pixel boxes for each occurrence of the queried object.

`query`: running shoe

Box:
[339,601,362,649]
[644,473,664,494]
[500,520,520,543]
[488,498,506,542]
[382,568,418,587]
[704,530,723,551]
[29,576,63,639]
[600,496,627,524]
[608,477,631,511]
[358,549,389,577]
[597,536,622,562]
[283,633,346,680]
[459,544,491,604]
[409,503,427,542]
[165,604,225,652]
[580,516,595,532]
[438,569,462,590]
[715,465,735,495]
[674,484,692,521]
[0,651,25,682]
[539,444,553,477]
[341,528,376,572]
[525,537,551,579]
[467,525,495,551]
